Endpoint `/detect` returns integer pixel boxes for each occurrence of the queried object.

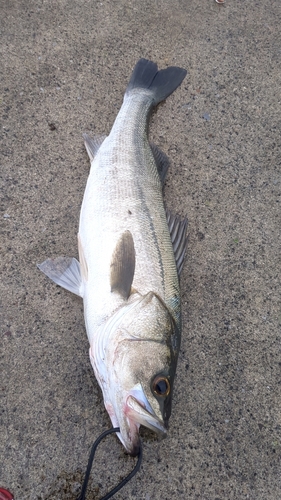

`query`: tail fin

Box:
[125,59,187,105]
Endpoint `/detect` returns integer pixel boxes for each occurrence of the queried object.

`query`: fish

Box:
[38,59,188,456]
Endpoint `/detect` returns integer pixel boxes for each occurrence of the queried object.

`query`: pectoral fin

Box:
[37,257,83,297]
[166,211,188,275]
[110,231,135,299]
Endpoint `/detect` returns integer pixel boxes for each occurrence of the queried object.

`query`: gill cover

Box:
[94,290,180,452]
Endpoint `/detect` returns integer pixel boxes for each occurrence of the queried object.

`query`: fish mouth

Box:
[126,395,167,436]
[107,383,167,455]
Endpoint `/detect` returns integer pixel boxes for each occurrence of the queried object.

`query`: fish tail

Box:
[125,58,187,105]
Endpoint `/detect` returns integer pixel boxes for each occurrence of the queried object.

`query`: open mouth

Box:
[126,394,167,435]
[106,383,167,455]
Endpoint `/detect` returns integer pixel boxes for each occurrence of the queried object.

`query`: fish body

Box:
[39,59,187,455]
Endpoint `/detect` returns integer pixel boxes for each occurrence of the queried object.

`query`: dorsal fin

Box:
[150,143,170,184]
[83,133,107,162]
[166,211,188,275]
[110,231,135,299]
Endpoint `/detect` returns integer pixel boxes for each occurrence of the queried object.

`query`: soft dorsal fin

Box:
[166,211,188,275]
[83,133,107,162]
[150,143,170,184]
[37,257,83,297]
[110,231,135,299]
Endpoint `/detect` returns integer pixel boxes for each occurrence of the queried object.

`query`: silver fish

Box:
[38,59,187,456]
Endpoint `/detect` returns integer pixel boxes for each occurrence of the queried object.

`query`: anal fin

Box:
[83,133,107,162]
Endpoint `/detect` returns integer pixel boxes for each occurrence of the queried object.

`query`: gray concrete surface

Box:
[1,0,280,498]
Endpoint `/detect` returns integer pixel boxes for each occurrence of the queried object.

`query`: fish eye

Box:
[152,376,170,397]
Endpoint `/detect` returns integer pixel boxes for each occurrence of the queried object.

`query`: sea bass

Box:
[38,59,187,456]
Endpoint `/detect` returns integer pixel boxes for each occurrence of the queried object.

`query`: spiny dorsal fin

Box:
[150,143,170,185]
[83,133,107,162]
[110,230,135,299]
[166,211,188,275]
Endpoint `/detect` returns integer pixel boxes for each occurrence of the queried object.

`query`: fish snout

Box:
[118,394,167,455]
[126,395,166,435]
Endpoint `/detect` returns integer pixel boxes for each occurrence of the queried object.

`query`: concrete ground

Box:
[1,0,280,499]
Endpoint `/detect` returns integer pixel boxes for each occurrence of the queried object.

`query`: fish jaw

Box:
[126,395,166,435]
[90,322,168,456]
[105,386,167,456]
[87,293,178,455]
[103,400,141,456]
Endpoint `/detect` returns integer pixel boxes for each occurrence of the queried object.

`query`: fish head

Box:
[92,291,180,456]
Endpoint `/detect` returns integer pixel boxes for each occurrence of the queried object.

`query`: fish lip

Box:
[126,436,141,457]
[116,421,141,457]
[126,395,167,435]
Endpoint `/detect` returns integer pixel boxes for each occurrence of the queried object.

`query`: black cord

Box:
[77,427,142,500]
